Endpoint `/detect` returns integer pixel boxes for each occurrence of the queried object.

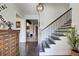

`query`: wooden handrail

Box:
[41,8,72,31]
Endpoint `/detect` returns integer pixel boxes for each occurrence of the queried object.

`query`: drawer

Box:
[0,52,2,56]
[4,35,9,38]
[3,46,10,51]
[11,44,15,47]
[0,40,3,43]
[0,49,3,56]
[4,53,10,56]
[0,45,3,49]
[11,36,16,39]
[4,43,9,46]
[11,42,15,46]
[16,48,19,52]
[16,42,19,45]
[11,34,16,37]
[3,50,9,53]
[3,50,10,56]
[11,46,16,51]
[11,49,16,53]
[11,48,16,52]
[4,39,9,43]
[4,42,9,46]
[4,44,10,48]
[11,40,15,44]
[12,36,16,38]
[0,36,3,38]
[16,45,19,48]
[11,52,16,56]
[16,39,19,42]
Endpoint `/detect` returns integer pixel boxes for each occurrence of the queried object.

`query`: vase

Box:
[70,49,79,56]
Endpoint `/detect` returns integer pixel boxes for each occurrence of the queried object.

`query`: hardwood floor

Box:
[19,42,39,56]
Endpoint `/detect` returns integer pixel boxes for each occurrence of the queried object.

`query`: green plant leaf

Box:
[66,27,79,50]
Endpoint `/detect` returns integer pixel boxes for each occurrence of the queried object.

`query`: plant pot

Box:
[70,49,79,56]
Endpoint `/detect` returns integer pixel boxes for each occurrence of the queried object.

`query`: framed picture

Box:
[16,21,20,28]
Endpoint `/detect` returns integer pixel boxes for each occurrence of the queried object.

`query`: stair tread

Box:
[40,42,45,52]
[61,25,71,27]
[65,19,72,24]
[53,33,66,36]
[60,26,71,28]
[55,30,70,32]
[64,21,71,24]
[63,23,71,25]
[45,41,50,48]
[49,34,58,38]
[43,40,50,48]
[43,41,47,48]
[47,38,56,44]
[57,29,70,31]
[58,27,72,29]
[50,36,61,40]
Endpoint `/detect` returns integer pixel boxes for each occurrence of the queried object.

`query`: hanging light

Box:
[36,3,44,12]
[36,3,44,27]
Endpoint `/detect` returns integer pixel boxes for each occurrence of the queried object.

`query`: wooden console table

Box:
[0,29,20,56]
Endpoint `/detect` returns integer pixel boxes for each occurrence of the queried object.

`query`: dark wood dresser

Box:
[0,29,20,56]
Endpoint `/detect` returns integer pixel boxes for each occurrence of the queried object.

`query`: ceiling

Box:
[14,3,38,15]
[14,3,69,15]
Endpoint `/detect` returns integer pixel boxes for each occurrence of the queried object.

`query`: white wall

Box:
[70,3,79,34]
[19,18,26,42]
[25,15,38,19]
[40,3,70,30]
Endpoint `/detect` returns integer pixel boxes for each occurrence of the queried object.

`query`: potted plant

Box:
[66,27,79,55]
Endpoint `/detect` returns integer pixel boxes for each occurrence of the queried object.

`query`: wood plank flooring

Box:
[19,42,39,56]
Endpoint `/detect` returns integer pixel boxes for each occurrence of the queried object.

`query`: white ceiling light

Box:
[36,3,44,12]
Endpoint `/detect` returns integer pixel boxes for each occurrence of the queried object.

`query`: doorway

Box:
[26,19,39,56]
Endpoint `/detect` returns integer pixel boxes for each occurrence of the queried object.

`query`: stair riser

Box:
[40,43,45,52]
[53,33,66,36]
[43,41,50,48]
[47,38,56,44]
[45,41,50,48]
[55,31,70,33]
[50,36,61,40]
[57,29,70,31]
[61,26,71,28]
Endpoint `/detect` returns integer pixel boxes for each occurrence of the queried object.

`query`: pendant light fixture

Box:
[36,3,44,12]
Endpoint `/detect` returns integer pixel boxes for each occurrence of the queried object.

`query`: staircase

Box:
[39,8,72,56]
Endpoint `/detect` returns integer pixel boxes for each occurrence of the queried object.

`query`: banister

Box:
[41,8,72,31]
